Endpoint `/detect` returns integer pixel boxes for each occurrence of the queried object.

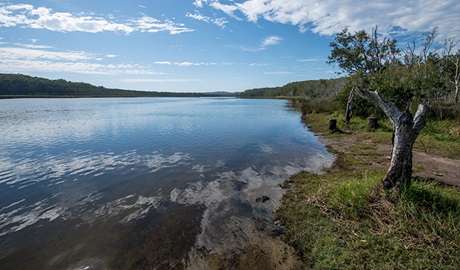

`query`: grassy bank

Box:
[277,113,460,269]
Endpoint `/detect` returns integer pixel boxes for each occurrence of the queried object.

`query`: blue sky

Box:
[0,0,459,92]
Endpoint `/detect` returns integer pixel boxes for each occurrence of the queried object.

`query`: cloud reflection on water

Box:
[0,151,191,236]
[170,149,335,259]
[0,98,336,268]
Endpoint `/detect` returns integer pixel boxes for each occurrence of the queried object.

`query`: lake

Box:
[0,97,334,269]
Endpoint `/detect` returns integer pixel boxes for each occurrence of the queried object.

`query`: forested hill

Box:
[0,74,235,98]
[240,77,346,99]
[1,73,345,99]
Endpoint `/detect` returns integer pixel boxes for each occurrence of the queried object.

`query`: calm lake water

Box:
[0,97,334,269]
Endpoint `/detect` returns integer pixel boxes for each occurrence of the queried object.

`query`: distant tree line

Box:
[0,74,235,98]
[239,78,346,99]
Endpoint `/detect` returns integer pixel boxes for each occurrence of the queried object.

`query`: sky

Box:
[0,0,459,93]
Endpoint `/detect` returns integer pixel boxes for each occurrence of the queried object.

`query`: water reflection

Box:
[0,98,334,269]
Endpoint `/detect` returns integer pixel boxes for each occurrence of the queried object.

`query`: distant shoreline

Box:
[0,94,238,99]
[0,73,239,99]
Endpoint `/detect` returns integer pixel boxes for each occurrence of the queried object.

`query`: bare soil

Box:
[319,135,460,188]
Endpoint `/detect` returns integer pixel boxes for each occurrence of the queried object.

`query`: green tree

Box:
[328,26,400,122]
[328,27,428,190]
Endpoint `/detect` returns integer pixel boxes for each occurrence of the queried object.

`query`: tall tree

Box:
[328,27,428,189]
[327,26,399,122]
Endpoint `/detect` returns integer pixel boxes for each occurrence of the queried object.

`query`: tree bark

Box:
[329,119,337,131]
[367,117,379,129]
[383,111,415,188]
[455,82,459,104]
[452,56,459,104]
[344,88,354,123]
[356,89,427,189]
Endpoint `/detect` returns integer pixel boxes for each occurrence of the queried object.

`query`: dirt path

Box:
[319,135,460,188]
[412,151,460,187]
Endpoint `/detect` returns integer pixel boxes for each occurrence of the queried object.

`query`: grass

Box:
[302,112,460,159]
[277,111,460,269]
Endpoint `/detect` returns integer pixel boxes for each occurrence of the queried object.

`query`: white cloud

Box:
[0,47,95,61]
[154,61,173,65]
[240,35,282,52]
[187,12,208,22]
[199,0,460,39]
[0,47,164,76]
[178,61,218,66]
[264,71,293,75]
[132,16,193,35]
[0,59,163,76]
[298,57,324,62]
[154,61,219,67]
[176,61,195,67]
[186,12,228,28]
[249,63,267,67]
[261,36,282,47]
[0,3,193,35]
[210,2,241,20]
[193,0,205,8]
[14,43,54,49]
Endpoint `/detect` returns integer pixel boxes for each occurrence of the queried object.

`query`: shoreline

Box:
[276,112,460,269]
[182,110,341,269]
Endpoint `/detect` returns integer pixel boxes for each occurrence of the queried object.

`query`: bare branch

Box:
[354,88,403,125]
[411,104,428,143]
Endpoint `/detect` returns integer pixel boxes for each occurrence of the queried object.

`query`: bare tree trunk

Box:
[453,57,460,104]
[455,81,459,104]
[383,112,415,188]
[356,89,427,189]
[451,52,459,104]
[344,88,354,123]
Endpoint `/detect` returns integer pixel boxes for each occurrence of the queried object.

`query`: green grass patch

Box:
[278,111,460,269]
[278,161,460,269]
[414,119,460,159]
[277,198,341,267]
[327,169,383,219]
[415,135,460,159]
[302,112,460,159]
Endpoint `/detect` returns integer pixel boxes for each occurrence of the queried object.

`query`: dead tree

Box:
[443,38,460,104]
[449,50,460,104]
[328,27,429,189]
[329,119,337,131]
[344,88,354,124]
[356,88,428,189]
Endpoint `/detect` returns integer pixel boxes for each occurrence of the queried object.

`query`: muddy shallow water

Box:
[0,98,334,269]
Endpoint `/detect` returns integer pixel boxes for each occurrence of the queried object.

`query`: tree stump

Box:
[367,117,379,129]
[329,119,337,131]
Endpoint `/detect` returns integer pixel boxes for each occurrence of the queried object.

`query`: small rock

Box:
[256,195,270,203]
